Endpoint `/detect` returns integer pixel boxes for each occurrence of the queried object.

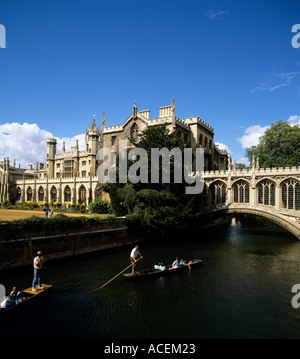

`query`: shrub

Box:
[1,199,11,208]
[89,199,112,214]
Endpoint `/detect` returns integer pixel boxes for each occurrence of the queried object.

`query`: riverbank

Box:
[0,208,109,221]
[0,212,142,272]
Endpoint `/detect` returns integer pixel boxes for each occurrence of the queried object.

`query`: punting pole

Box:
[91,257,142,292]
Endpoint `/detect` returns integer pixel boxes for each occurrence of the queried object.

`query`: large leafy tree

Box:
[245,120,300,168]
[103,124,204,236]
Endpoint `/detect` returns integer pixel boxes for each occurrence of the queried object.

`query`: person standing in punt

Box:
[32,251,45,291]
[130,245,143,274]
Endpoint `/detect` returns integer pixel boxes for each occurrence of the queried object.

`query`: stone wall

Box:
[0,217,141,271]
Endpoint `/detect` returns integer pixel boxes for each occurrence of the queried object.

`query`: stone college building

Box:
[0,99,229,205]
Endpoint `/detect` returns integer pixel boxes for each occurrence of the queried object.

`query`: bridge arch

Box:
[202,164,300,239]
[202,207,300,240]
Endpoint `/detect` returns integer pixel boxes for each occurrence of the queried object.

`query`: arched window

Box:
[64,185,71,203]
[233,180,249,203]
[131,123,139,142]
[211,181,226,205]
[16,187,21,201]
[27,187,32,201]
[38,186,44,202]
[79,185,86,203]
[281,179,300,211]
[94,183,102,201]
[50,186,57,202]
[257,180,275,206]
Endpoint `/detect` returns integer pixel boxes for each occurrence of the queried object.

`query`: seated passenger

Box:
[0,286,22,308]
[154,262,166,271]
[172,257,180,268]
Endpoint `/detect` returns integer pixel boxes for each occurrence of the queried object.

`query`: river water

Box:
[1,216,300,340]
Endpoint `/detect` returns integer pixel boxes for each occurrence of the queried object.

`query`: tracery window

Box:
[257,180,275,206]
[50,186,57,202]
[233,180,249,203]
[131,123,139,142]
[27,187,32,201]
[281,179,300,211]
[16,187,21,201]
[64,185,71,202]
[38,186,44,202]
[211,181,226,204]
[79,185,86,203]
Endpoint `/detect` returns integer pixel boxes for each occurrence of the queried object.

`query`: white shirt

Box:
[33,256,45,269]
[130,248,140,259]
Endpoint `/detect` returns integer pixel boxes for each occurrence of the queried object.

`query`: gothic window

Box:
[79,185,86,203]
[64,185,71,202]
[94,183,102,200]
[211,181,226,205]
[38,186,44,202]
[111,136,116,146]
[16,187,21,201]
[64,160,73,178]
[27,187,32,201]
[50,186,57,202]
[131,123,139,142]
[199,134,203,146]
[257,180,275,206]
[233,180,249,203]
[281,179,300,211]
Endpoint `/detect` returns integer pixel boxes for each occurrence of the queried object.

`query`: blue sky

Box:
[0,0,300,166]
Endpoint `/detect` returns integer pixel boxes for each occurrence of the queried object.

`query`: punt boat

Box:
[123,259,202,279]
[0,284,52,317]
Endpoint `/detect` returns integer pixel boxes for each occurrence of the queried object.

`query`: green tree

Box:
[103,124,204,236]
[245,120,300,168]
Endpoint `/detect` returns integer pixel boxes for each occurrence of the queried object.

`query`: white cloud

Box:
[237,125,270,148]
[57,134,86,154]
[0,122,85,168]
[250,71,300,93]
[236,157,249,165]
[236,114,299,151]
[204,9,229,20]
[215,142,231,153]
[288,115,300,126]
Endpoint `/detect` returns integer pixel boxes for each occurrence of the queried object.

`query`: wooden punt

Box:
[123,259,202,279]
[0,284,52,317]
